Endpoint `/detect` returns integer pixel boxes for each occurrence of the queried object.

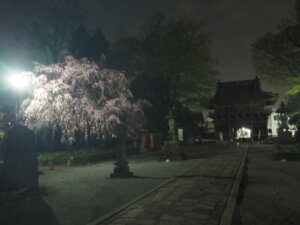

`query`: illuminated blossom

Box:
[21,56,147,143]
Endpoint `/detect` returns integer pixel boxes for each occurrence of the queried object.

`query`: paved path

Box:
[236,144,300,225]
[90,145,247,225]
[40,150,205,225]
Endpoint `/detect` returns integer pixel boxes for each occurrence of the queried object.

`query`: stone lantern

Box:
[110,124,135,178]
[159,112,186,161]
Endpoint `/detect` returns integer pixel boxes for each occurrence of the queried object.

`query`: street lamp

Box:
[8,72,30,90]
[2,72,38,192]
[7,72,31,123]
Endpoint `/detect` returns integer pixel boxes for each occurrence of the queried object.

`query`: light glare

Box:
[8,72,30,89]
[236,127,251,139]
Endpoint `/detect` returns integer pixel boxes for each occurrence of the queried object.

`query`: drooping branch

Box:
[21,56,147,144]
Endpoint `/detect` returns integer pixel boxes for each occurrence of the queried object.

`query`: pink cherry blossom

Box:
[21,56,147,143]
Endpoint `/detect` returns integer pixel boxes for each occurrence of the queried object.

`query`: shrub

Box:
[273,144,300,160]
[0,131,5,139]
[38,149,115,166]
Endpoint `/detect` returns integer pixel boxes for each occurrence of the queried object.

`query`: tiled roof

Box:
[210,77,278,105]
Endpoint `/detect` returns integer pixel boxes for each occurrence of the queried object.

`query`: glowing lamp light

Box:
[236,127,251,139]
[8,72,30,90]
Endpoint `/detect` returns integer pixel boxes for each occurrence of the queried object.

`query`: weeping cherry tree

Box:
[20,56,147,145]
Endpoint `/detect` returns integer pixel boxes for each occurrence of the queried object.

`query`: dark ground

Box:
[1,143,299,225]
[0,144,221,225]
[235,144,300,225]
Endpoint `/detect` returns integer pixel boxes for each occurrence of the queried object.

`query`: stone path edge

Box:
[219,145,249,225]
[87,160,202,225]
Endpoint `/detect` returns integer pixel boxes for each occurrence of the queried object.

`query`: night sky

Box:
[83,0,296,86]
[0,0,296,91]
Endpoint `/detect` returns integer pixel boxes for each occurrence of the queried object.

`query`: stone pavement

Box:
[89,145,248,225]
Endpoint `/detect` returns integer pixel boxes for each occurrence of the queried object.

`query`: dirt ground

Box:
[235,144,300,225]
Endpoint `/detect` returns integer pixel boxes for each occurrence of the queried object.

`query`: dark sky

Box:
[83,0,296,85]
[0,0,295,94]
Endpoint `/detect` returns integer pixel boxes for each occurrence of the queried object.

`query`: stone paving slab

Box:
[89,145,247,225]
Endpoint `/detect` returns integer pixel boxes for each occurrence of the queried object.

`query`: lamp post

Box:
[1,72,38,192]
[7,72,30,124]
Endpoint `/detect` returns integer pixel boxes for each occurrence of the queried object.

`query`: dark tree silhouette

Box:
[110,16,218,132]
[252,0,300,131]
[252,0,300,85]
[1,0,83,64]
[67,24,94,60]
[68,25,110,62]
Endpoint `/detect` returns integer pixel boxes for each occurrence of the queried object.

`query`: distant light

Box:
[8,72,30,90]
[236,127,251,139]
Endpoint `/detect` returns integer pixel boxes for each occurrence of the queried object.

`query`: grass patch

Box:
[38,146,139,166]
[38,149,114,166]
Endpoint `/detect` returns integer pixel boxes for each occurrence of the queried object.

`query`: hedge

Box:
[38,146,138,166]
